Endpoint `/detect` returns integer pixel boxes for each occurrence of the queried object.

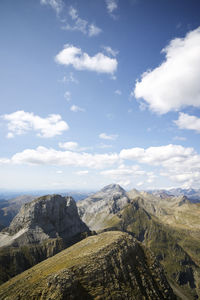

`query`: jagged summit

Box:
[77,184,130,230]
[101,183,126,193]
[0,194,89,247]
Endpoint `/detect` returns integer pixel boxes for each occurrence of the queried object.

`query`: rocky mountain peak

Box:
[77,184,130,231]
[0,194,89,247]
[101,183,126,194]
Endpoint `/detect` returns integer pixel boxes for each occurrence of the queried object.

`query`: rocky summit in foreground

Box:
[0,231,176,300]
[0,194,90,283]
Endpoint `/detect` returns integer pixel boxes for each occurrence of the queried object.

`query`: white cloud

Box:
[76,170,89,175]
[88,24,102,37]
[115,89,121,95]
[68,6,78,20]
[70,105,85,112]
[56,170,63,174]
[174,112,200,133]
[0,158,10,164]
[63,6,102,37]
[55,44,117,74]
[120,144,200,187]
[120,144,194,165]
[59,141,92,152]
[101,164,144,177]
[103,46,119,57]
[134,27,200,114]
[64,91,71,101]
[40,0,63,14]
[2,110,69,138]
[99,133,118,140]
[59,141,78,151]
[105,0,118,14]
[101,164,149,188]
[11,146,119,169]
[137,181,144,187]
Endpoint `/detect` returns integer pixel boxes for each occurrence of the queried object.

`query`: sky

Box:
[1,0,200,191]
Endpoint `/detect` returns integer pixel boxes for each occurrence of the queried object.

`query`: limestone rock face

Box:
[0,195,90,284]
[0,231,176,300]
[0,194,89,248]
[77,184,130,230]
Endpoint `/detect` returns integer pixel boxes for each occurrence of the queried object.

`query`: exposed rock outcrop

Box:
[0,194,89,247]
[0,194,90,283]
[77,184,130,230]
[0,231,176,300]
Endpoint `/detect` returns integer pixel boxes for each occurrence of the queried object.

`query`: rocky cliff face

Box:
[0,231,176,300]
[0,194,89,247]
[77,184,130,230]
[0,194,90,284]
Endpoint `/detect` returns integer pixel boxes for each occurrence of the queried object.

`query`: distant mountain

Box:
[0,231,176,300]
[149,188,200,203]
[77,184,130,230]
[0,195,35,227]
[0,194,90,283]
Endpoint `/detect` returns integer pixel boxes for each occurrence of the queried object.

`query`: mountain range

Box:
[0,184,200,299]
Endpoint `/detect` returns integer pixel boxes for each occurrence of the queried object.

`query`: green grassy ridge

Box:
[0,231,176,300]
[101,201,200,299]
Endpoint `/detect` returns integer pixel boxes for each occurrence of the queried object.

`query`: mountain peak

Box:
[0,194,89,247]
[101,183,125,193]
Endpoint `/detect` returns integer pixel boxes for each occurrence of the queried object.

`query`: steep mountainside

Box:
[128,190,200,231]
[0,194,90,283]
[100,199,200,299]
[0,231,176,300]
[78,185,200,299]
[77,184,130,230]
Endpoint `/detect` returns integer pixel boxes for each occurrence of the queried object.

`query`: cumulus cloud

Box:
[63,6,102,37]
[174,112,200,133]
[134,27,200,114]
[55,44,117,74]
[105,0,118,14]
[40,0,63,14]
[70,105,85,112]
[2,111,69,138]
[120,144,194,165]
[59,141,78,151]
[120,144,200,187]
[11,146,119,169]
[99,133,118,140]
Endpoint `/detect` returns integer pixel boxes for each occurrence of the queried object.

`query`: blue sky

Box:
[1,0,200,191]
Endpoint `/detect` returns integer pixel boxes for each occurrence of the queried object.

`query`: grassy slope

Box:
[101,202,200,299]
[0,231,175,300]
